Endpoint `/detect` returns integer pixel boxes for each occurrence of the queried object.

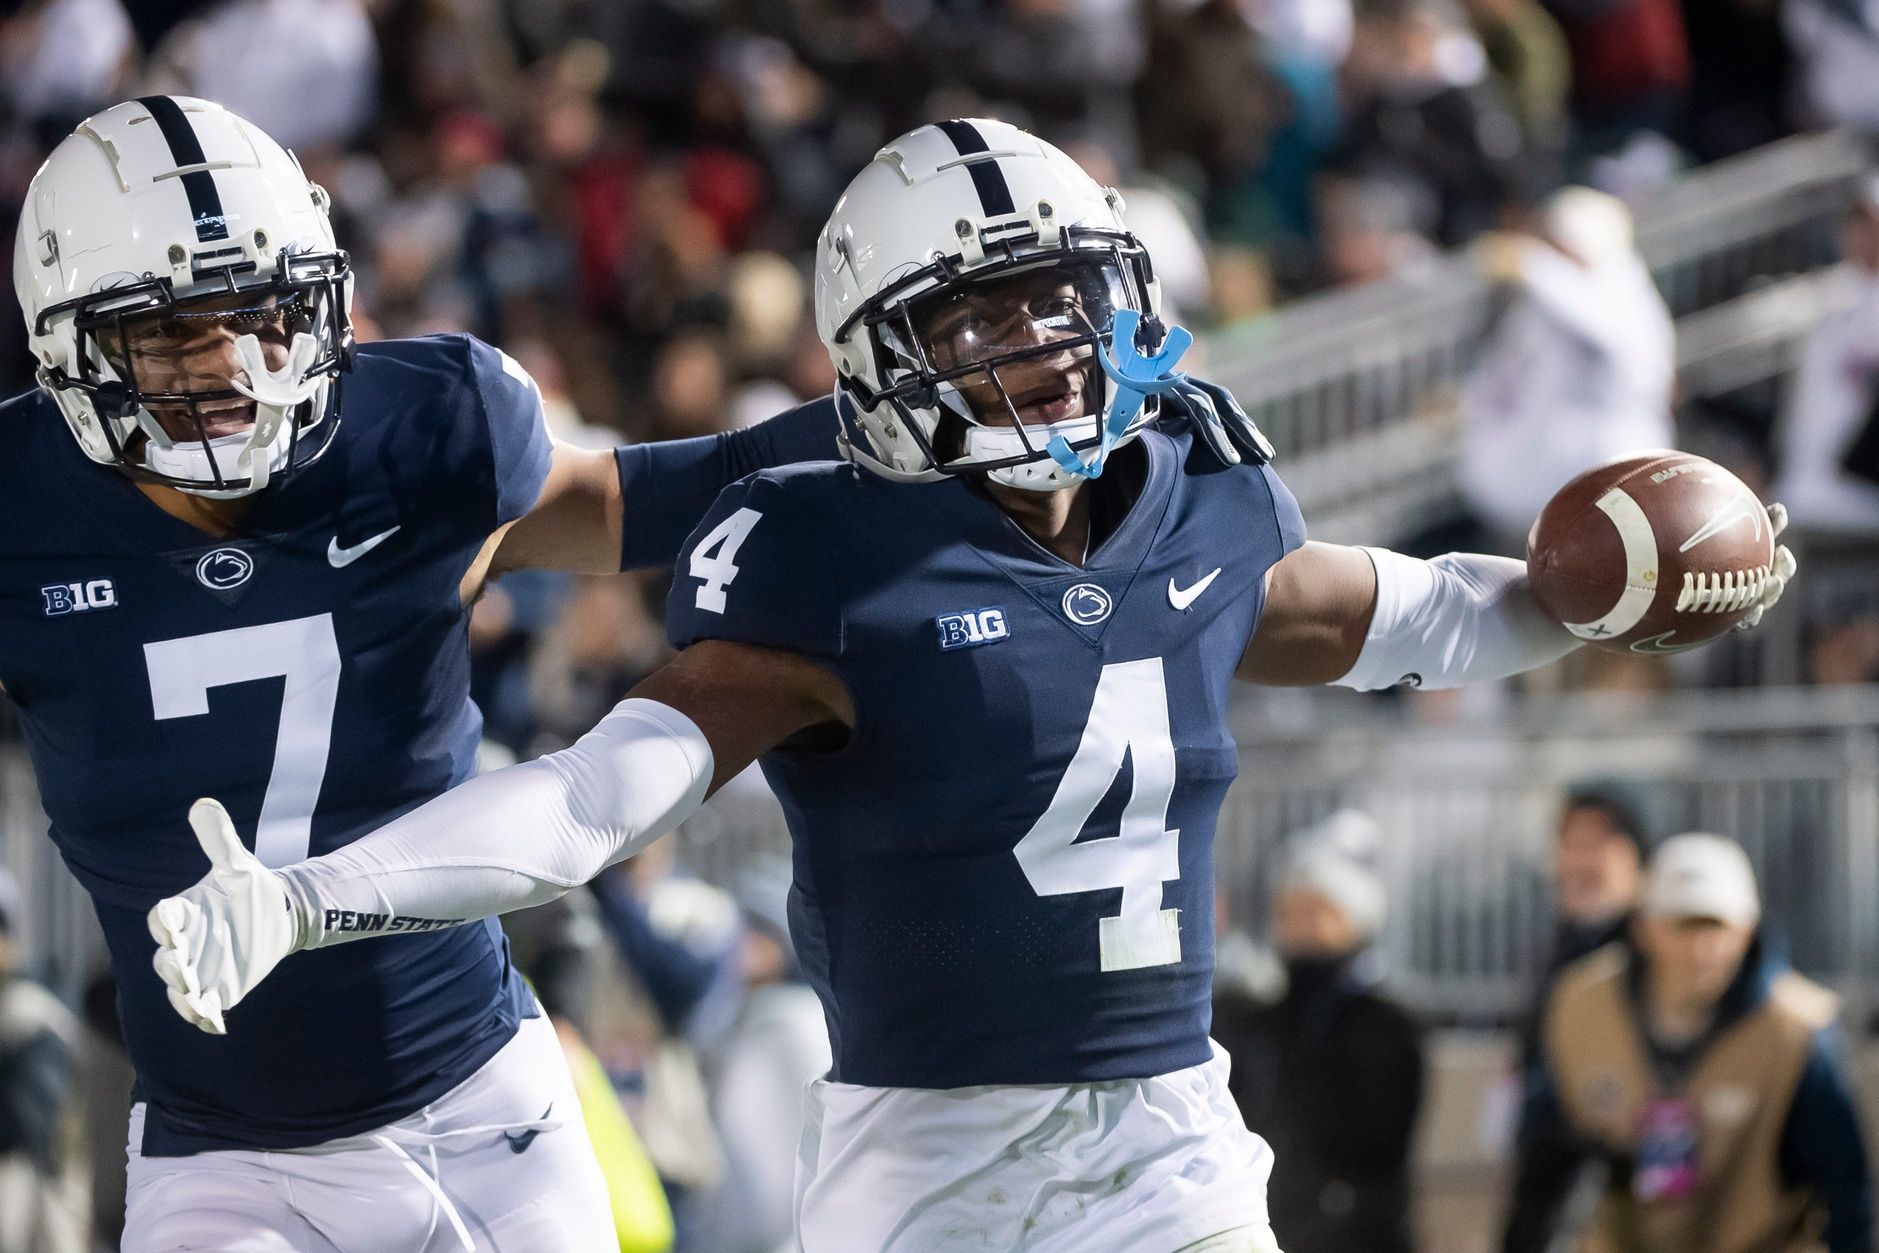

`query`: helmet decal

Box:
[934,120,1017,217]
[136,96,231,244]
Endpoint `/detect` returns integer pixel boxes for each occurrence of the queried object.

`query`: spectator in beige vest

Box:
[1503,833,1871,1253]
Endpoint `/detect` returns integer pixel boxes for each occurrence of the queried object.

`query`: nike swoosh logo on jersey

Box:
[1678,493,1762,553]
[327,527,401,568]
[1168,568,1222,611]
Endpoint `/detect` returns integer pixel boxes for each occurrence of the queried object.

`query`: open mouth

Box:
[1009,382,1084,426]
[152,399,257,442]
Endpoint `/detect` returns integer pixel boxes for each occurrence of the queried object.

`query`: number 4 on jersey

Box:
[690,507,763,613]
[1014,657,1183,972]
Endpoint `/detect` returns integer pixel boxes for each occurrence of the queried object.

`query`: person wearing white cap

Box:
[1504,833,1874,1253]
[1214,812,1425,1253]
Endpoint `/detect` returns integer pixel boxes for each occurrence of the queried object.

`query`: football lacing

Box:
[1676,566,1770,614]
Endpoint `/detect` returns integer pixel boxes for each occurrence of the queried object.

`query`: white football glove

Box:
[147,799,304,1034]
[1735,502,1797,632]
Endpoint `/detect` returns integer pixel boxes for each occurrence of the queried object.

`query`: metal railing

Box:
[668,685,1879,1025]
[1200,129,1875,545]
[3,687,1875,1025]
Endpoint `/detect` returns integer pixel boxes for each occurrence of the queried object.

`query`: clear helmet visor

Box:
[898,254,1130,375]
[873,254,1141,448]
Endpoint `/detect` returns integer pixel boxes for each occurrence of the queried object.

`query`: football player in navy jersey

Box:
[151,121,1797,1251]
[2,97,838,1251]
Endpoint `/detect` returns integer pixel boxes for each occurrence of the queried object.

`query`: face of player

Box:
[1638,915,1754,1013]
[1271,885,1363,960]
[916,267,1100,428]
[1554,806,1642,925]
[107,291,300,443]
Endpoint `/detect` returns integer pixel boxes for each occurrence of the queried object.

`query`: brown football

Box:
[1527,451,1776,655]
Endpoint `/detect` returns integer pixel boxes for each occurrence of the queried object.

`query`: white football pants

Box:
[122,1014,613,1253]
[794,1040,1280,1252]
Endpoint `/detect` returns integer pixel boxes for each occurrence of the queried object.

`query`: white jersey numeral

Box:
[1013,657,1183,972]
[689,507,763,614]
[144,614,342,867]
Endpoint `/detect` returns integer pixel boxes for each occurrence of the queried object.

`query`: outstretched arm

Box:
[1239,541,1580,688]
[464,401,841,595]
[147,640,851,1033]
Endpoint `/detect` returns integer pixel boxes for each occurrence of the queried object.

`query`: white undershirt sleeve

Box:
[1332,548,1580,691]
[276,698,714,949]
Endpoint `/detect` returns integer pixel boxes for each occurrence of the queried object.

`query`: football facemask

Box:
[41,249,350,497]
[864,253,1178,491]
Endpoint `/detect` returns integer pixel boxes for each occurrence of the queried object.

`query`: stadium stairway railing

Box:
[1201,129,1874,546]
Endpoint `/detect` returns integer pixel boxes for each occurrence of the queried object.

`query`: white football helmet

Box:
[12,96,353,497]
[814,119,1165,491]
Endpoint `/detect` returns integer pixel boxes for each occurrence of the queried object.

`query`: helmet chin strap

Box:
[964,417,1102,491]
[141,332,321,497]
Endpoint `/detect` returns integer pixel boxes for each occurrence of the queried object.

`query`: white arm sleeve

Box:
[276,698,713,949]
[1332,548,1580,691]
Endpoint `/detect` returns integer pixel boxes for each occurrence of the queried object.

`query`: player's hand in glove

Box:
[147,799,304,1034]
[1171,377,1275,468]
[1736,502,1798,632]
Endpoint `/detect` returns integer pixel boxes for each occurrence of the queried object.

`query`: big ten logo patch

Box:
[42,580,117,616]
[936,607,1010,651]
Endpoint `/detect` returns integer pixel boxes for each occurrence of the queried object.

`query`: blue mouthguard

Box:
[1045,310,1193,480]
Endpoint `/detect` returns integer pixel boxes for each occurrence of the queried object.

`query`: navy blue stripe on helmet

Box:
[934,120,1016,218]
[136,96,230,243]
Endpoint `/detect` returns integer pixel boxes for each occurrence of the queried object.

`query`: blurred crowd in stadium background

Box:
[4,1,1879,1251]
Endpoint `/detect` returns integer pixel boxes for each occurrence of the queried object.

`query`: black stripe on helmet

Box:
[935,120,1016,218]
[136,96,230,243]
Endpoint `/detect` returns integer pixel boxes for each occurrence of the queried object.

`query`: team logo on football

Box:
[1061,583,1113,626]
[195,548,255,590]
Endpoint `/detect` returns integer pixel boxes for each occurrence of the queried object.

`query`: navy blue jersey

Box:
[0,335,833,1155]
[669,423,1306,1088]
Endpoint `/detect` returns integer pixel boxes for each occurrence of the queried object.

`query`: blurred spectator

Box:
[529,572,670,752]
[1325,0,1527,254]
[0,0,134,141]
[589,844,742,1242]
[1771,180,1879,687]
[1773,179,1879,540]
[1465,0,1571,159]
[140,0,378,153]
[1541,0,1688,165]
[503,897,678,1253]
[691,852,833,1253]
[78,969,130,1252]
[1137,0,1296,247]
[1245,0,1357,66]
[0,870,82,1253]
[1457,186,1675,549]
[1677,0,1794,163]
[1783,0,1879,132]
[1215,811,1424,1253]
[1504,834,1872,1253]
[1518,785,1650,1061]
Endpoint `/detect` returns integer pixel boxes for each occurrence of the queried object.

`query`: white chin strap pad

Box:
[964,416,1104,491]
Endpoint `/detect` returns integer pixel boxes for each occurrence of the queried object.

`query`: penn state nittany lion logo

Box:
[195,547,255,591]
[1061,583,1113,626]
